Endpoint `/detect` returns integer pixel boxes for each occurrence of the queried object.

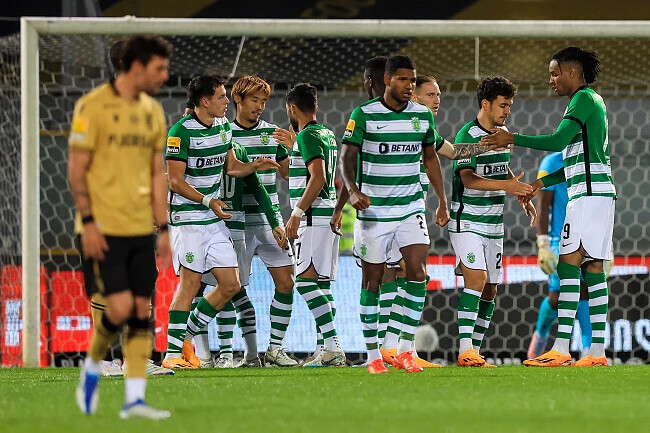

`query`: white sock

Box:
[459,338,474,354]
[125,377,146,404]
[588,342,605,358]
[243,332,258,359]
[397,338,412,355]
[193,333,211,360]
[84,357,101,375]
[551,338,570,355]
[367,348,382,363]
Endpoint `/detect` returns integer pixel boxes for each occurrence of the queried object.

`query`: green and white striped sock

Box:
[378,281,398,344]
[165,310,189,358]
[187,297,220,338]
[316,281,336,351]
[472,299,496,351]
[397,281,426,354]
[552,262,581,355]
[268,290,293,350]
[457,288,481,354]
[232,289,257,358]
[585,271,608,358]
[360,289,380,362]
[216,301,236,355]
[382,278,406,349]
[297,278,338,351]
[190,296,211,360]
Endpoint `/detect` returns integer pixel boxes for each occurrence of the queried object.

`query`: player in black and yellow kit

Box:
[69,35,173,419]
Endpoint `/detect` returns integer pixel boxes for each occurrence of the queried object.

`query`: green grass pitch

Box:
[1,366,648,433]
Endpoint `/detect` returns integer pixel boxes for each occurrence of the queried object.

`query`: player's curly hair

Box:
[231,75,271,102]
[286,83,318,113]
[109,40,126,74]
[552,46,602,85]
[476,76,517,108]
[186,75,227,108]
[385,55,416,75]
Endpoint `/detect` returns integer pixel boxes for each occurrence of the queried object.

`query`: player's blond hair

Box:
[231,75,271,101]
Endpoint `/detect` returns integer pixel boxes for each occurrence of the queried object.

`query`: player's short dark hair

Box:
[186,75,227,107]
[365,56,388,80]
[121,35,173,71]
[109,40,126,74]
[286,83,317,113]
[476,76,517,108]
[552,46,602,85]
[385,55,416,75]
[416,75,437,89]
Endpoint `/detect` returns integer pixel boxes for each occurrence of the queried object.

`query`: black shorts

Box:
[78,234,158,298]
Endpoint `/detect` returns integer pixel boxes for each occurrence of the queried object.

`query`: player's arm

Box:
[67,102,108,260]
[151,150,171,266]
[243,172,288,249]
[276,144,290,180]
[224,148,280,178]
[286,157,326,240]
[340,108,370,210]
[331,182,349,236]
[436,139,494,160]
[459,169,533,196]
[422,144,449,227]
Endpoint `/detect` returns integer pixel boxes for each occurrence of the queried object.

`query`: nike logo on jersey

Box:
[196,140,205,146]
[561,243,572,247]
[376,125,388,130]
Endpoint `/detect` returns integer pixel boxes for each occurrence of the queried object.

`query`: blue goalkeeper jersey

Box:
[538,152,568,239]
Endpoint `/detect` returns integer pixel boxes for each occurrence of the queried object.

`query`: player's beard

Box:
[390,87,409,105]
[289,117,299,131]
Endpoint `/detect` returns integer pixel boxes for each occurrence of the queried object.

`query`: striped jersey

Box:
[560,87,616,201]
[220,141,279,240]
[342,97,443,222]
[166,113,232,226]
[289,122,337,227]
[231,119,289,226]
[450,119,510,239]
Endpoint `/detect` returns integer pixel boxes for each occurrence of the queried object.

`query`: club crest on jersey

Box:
[411,117,421,132]
[360,244,368,256]
[467,252,476,264]
[260,132,270,145]
[220,130,228,144]
[186,252,195,263]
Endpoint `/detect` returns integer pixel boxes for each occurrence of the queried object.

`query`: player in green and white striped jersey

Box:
[284,83,345,367]
[230,76,297,367]
[483,47,615,367]
[340,55,451,374]
[449,77,536,367]
[162,76,280,369]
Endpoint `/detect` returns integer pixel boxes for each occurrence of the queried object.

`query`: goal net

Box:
[2,18,649,367]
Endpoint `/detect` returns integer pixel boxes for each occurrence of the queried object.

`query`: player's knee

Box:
[221,282,241,299]
[126,316,151,332]
[276,275,295,293]
[107,304,132,325]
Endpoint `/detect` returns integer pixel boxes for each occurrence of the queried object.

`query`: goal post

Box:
[17,17,650,367]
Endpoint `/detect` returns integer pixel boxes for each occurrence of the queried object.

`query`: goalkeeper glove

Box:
[537,234,558,275]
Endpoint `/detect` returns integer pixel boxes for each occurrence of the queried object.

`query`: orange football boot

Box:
[572,355,608,367]
[523,350,572,367]
[367,358,389,374]
[379,347,403,369]
[413,355,443,368]
[182,339,201,368]
[395,352,423,373]
[457,348,487,367]
[161,357,197,369]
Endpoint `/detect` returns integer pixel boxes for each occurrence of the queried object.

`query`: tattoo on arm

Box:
[451,142,491,160]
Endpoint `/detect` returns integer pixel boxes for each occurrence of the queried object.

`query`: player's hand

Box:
[536,234,558,275]
[523,200,537,227]
[330,209,344,236]
[528,178,544,199]
[252,157,281,172]
[503,172,534,196]
[156,230,172,268]
[272,126,296,149]
[209,198,232,219]
[272,225,289,250]
[285,215,300,240]
[435,203,450,227]
[479,128,515,150]
[81,222,109,261]
[349,189,371,211]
